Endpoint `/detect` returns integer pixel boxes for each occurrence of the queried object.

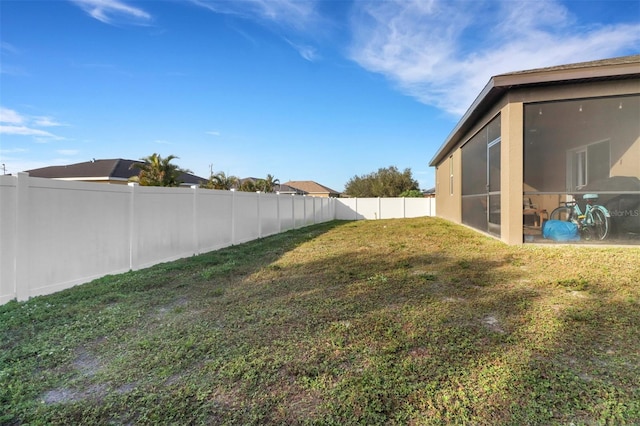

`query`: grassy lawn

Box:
[1,217,639,425]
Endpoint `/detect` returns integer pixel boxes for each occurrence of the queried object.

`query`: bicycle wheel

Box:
[549,206,573,222]
[589,207,610,240]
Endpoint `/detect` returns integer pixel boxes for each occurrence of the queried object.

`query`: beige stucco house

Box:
[281,181,341,198]
[429,55,640,245]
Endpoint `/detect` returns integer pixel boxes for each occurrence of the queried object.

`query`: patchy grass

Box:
[1,218,639,425]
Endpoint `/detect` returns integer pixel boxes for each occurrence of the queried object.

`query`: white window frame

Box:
[566,139,610,192]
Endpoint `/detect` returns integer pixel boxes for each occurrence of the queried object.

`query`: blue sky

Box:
[1,0,638,192]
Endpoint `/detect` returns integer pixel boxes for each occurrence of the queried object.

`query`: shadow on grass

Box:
[1,218,638,425]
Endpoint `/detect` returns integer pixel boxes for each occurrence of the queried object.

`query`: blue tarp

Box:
[542,220,580,241]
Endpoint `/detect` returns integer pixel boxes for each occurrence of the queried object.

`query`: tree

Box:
[129,153,192,187]
[203,170,238,190]
[238,179,257,192]
[344,166,419,197]
[256,174,280,193]
[399,189,424,198]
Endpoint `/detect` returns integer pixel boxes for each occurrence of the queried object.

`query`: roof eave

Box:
[428,58,640,167]
[428,77,499,167]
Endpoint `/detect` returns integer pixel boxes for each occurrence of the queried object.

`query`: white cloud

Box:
[206,131,221,136]
[348,0,640,115]
[0,147,28,154]
[192,0,325,60]
[0,107,24,124]
[0,125,62,139]
[69,0,152,25]
[284,38,319,62]
[33,116,68,127]
[0,107,67,141]
[191,0,319,31]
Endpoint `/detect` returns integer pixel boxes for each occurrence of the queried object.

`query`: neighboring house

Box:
[281,181,341,198]
[423,187,436,198]
[429,55,640,245]
[25,158,207,186]
[275,183,306,195]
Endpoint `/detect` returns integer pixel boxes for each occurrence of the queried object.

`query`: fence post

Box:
[291,194,295,229]
[276,192,282,233]
[312,197,316,224]
[15,173,30,301]
[355,198,358,220]
[192,185,199,255]
[257,191,262,238]
[128,182,138,270]
[231,189,236,244]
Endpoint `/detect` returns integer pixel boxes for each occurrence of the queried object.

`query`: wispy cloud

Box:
[33,116,68,127]
[191,0,324,60]
[284,38,319,62]
[206,131,221,136]
[191,0,319,31]
[0,107,65,140]
[69,0,152,26]
[1,41,20,55]
[0,107,24,124]
[348,0,640,115]
[0,125,62,139]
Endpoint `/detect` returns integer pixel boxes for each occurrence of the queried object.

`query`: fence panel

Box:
[304,197,315,226]
[335,197,436,220]
[279,195,295,232]
[233,191,260,244]
[293,197,306,229]
[380,198,404,219]
[405,197,436,217]
[0,176,17,304]
[21,176,131,299]
[260,193,280,237]
[132,185,196,269]
[196,188,234,253]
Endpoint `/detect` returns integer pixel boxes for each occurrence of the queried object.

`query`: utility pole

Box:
[1,163,5,175]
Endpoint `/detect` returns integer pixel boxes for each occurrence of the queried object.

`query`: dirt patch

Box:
[481,315,505,333]
[43,383,108,404]
[73,348,101,377]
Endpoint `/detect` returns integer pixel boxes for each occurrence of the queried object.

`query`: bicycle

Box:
[549,194,611,240]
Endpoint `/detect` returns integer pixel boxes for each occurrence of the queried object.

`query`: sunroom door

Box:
[487,138,501,236]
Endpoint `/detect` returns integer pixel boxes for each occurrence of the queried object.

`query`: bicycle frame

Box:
[556,195,611,240]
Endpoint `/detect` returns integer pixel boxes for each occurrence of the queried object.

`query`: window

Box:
[567,140,610,192]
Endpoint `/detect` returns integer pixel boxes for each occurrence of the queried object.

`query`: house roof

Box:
[428,54,640,167]
[26,158,207,185]
[275,183,306,194]
[282,180,341,195]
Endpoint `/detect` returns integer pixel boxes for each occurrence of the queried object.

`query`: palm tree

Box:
[238,179,257,192]
[261,174,280,193]
[129,153,191,187]
[204,171,238,190]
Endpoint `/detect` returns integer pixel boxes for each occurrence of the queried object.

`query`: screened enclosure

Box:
[461,116,501,237]
[523,94,640,243]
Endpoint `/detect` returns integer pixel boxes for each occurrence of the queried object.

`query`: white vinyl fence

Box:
[335,197,436,220]
[0,173,435,304]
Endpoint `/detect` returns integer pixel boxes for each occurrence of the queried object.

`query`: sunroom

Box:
[429,55,640,245]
